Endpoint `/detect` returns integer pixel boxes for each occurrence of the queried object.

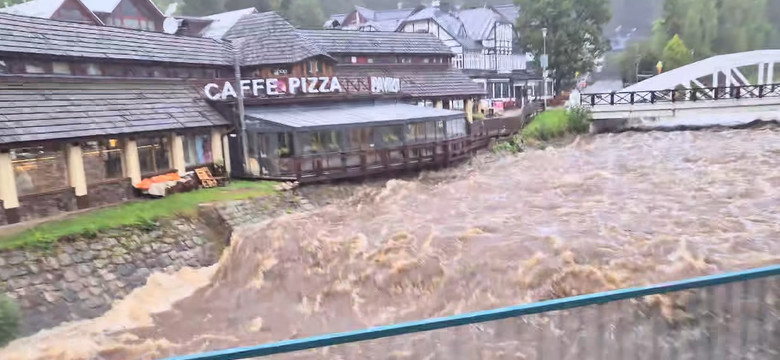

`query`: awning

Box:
[245,101,465,131]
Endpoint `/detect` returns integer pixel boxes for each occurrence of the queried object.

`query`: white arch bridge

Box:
[582,50,780,132]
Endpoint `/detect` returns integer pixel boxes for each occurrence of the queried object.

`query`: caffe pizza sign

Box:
[204,77,343,101]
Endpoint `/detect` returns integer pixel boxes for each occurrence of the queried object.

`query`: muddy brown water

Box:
[1,128,779,359]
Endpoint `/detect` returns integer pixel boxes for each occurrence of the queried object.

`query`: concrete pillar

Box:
[222,134,232,176]
[712,71,718,88]
[170,133,187,176]
[758,63,766,85]
[0,150,20,224]
[767,63,775,84]
[435,100,443,109]
[465,98,474,123]
[210,129,224,165]
[66,143,89,209]
[124,139,142,185]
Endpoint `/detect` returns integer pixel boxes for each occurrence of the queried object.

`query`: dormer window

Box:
[307,60,321,75]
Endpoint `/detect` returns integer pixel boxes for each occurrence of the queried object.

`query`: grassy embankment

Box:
[493,107,591,153]
[0,181,276,250]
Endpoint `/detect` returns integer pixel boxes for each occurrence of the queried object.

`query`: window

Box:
[302,131,342,154]
[123,18,140,29]
[423,58,430,64]
[12,145,69,196]
[25,63,46,74]
[446,118,467,139]
[346,128,374,151]
[52,62,71,75]
[183,134,213,167]
[350,56,357,63]
[82,140,124,183]
[374,125,404,148]
[0,60,7,74]
[307,60,320,75]
[137,137,171,174]
[85,63,102,76]
[400,57,412,64]
[455,54,464,68]
[367,58,374,64]
[405,123,428,144]
[452,100,465,110]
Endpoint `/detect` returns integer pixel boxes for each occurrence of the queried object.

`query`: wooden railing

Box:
[583,83,780,106]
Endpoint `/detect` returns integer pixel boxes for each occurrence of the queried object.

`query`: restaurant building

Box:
[0,9,484,225]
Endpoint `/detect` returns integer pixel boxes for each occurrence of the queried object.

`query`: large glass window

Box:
[346,128,374,151]
[82,140,124,183]
[11,145,69,196]
[446,118,468,139]
[375,125,404,148]
[183,134,213,167]
[137,137,170,174]
[405,123,428,144]
[301,131,342,154]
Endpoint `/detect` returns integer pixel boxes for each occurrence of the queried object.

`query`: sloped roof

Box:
[401,7,465,38]
[0,12,233,66]
[200,7,258,39]
[457,7,506,41]
[225,12,330,66]
[298,29,453,55]
[492,4,519,22]
[0,79,228,146]
[358,19,402,32]
[0,0,65,18]
[247,102,463,130]
[335,66,486,98]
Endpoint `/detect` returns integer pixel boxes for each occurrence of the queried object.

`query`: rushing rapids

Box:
[2,128,779,359]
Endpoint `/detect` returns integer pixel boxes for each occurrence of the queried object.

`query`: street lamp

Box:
[541,27,548,109]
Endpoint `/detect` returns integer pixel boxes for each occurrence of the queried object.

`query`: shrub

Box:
[492,134,525,154]
[520,107,591,142]
[0,295,20,346]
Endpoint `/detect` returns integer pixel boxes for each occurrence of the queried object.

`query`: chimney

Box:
[431,0,440,8]
[398,1,403,9]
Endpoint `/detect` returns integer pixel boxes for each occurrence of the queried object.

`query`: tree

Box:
[714,0,772,53]
[515,0,612,91]
[662,34,693,71]
[180,0,226,16]
[285,0,326,28]
[619,40,660,84]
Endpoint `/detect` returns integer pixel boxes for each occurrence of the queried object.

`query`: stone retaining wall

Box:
[0,192,300,335]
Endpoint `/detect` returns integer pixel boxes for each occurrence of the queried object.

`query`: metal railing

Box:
[583,83,780,106]
[164,264,780,360]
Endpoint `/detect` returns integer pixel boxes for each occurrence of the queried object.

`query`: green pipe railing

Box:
[163,264,780,360]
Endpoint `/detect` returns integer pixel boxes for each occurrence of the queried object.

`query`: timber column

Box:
[0,150,20,224]
[210,129,225,165]
[465,98,474,123]
[124,138,142,185]
[170,133,187,176]
[66,143,89,209]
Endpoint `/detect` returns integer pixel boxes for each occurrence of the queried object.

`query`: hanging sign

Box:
[370,76,401,94]
[204,77,343,101]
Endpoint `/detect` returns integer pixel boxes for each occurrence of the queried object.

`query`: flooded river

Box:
[2,128,779,359]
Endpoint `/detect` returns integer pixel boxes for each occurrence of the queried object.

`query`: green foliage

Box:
[492,135,525,154]
[516,0,612,91]
[0,181,277,250]
[662,34,693,71]
[653,0,777,60]
[0,295,20,347]
[520,108,591,142]
[618,40,661,84]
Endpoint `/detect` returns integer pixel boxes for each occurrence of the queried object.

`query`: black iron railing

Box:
[583,83,780,106]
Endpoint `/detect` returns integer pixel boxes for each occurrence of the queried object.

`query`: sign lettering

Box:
[370,77,401,94]
[204,77,343,101]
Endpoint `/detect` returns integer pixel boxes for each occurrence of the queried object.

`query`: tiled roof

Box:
[0,0,65,18]
[457,7,505,41]
[225,12,331,66]
[200,7,258,39]
[0,13,233,66]
[335,66,486,98]
[298,30,453,55]
[0,79,229,146]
